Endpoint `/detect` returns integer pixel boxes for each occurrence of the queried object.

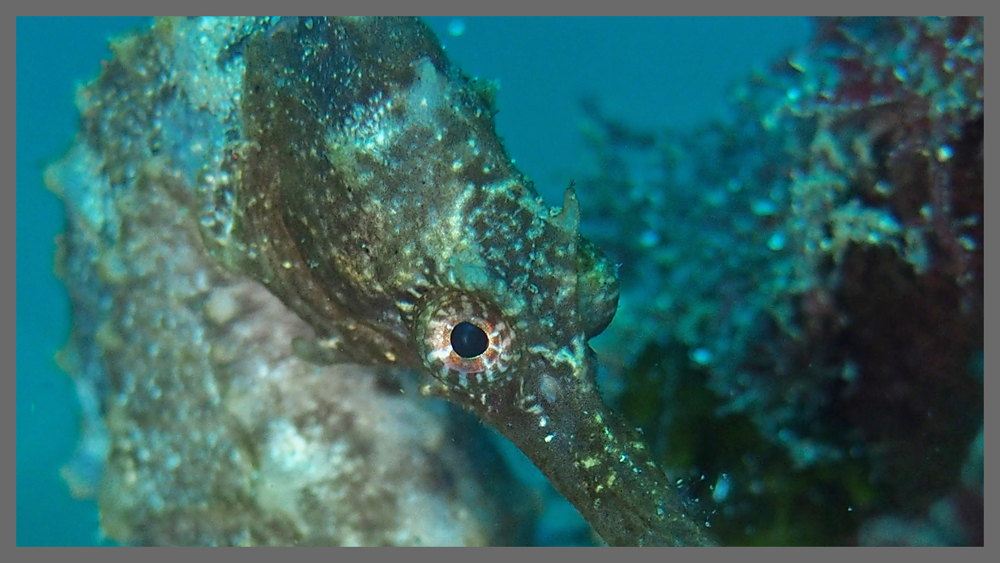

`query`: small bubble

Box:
[165,454,181,470]
[447,19,466,37]
[638,229,660,248]
[751,199,778,216]
[690,348,713,365]
[712,473,731,503]
[936,145,954,162]
[767,231,786,251]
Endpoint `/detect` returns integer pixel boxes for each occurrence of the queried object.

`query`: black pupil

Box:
[451,322,489,359]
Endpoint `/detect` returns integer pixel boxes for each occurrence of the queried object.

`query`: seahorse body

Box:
[200,17,713,546]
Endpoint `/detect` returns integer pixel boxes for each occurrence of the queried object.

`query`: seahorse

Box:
[203,17,713,546]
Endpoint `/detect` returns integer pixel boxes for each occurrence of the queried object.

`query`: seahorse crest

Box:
[411,183,620,414]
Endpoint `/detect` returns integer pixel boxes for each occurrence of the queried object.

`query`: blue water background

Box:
[16,17,810,546]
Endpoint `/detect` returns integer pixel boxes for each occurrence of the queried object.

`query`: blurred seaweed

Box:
[577,16,983,545]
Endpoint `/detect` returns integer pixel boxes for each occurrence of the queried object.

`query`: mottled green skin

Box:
[211,17,712,546]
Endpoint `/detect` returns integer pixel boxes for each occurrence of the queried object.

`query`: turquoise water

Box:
[16,17,809,546]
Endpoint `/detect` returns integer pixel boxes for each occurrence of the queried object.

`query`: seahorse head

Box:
[224,17,619,411]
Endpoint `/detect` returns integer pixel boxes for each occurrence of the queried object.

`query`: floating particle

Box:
[448,19,466,37]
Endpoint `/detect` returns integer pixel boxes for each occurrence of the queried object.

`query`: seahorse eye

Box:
[413,291,518,392]
[451,321,489,358]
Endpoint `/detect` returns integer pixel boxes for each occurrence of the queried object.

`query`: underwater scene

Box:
[17,17,983,546]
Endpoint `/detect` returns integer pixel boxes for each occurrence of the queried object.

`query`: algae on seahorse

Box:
[204,16,713,546]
